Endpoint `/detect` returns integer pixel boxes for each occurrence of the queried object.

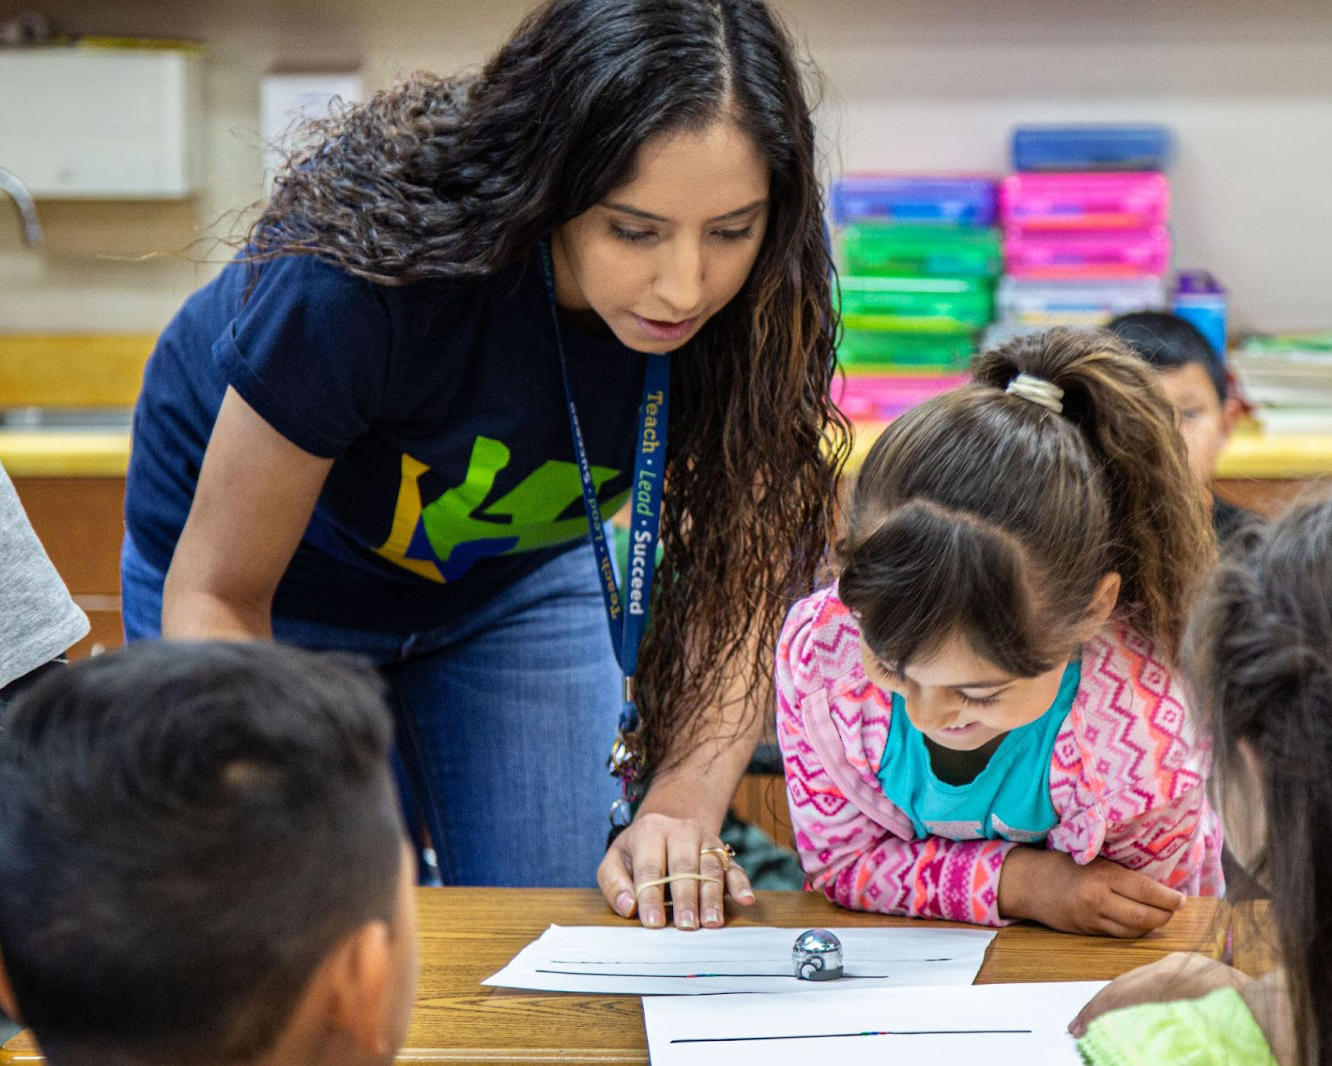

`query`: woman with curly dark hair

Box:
[120,0,849,927]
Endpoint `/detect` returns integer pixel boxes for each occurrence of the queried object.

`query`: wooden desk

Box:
[1231,900,1279,979]
[1,888,1227,1064]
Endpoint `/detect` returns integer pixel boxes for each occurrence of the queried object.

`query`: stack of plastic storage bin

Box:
[992,126,1173,343]
[831,175,1001,425]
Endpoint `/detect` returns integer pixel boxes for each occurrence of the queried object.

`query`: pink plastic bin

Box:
[1003,227,1171,280]
[833,373,969,422]
[999,172,1169,232]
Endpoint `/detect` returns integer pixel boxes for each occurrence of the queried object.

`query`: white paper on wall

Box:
[260,72,364,187]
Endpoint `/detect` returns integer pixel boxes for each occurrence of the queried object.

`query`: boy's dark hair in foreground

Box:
[0,641,402,1064]
[1107,310,1227,402]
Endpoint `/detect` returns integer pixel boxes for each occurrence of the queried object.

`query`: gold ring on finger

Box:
[700,843,735,875]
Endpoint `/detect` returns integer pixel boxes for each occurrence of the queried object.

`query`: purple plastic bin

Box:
[832,174,998,226]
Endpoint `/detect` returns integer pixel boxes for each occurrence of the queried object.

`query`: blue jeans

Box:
[121,535,622,887]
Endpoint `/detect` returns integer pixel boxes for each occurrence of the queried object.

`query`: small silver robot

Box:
[792,928,844,981]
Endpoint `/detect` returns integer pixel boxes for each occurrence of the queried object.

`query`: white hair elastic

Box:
[1005,373,1064,414]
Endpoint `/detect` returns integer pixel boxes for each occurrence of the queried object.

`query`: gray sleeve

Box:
[0,462,91,687]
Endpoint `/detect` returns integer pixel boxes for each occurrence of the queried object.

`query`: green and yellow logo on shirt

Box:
[374,436,626,582]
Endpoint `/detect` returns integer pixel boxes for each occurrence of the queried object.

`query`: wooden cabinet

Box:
[731,773,795,850]
[11,476,126,659]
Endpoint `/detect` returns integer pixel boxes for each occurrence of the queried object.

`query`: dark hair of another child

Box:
[244,0,850,777]
[839,327,1215,676]
[1107,310,1227,404]
[0,641,402,1066]
[1186,495,1332,1066]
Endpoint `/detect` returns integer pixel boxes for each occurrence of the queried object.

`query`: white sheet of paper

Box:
[642,981,1108,1065]
[482,924,996,995]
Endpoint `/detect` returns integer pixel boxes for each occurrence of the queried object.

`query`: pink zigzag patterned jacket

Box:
[776,584,1225,926]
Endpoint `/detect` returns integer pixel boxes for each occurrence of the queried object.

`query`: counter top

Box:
[0,431,132,477]
[0,334,144,476]
[7,423,1332,480]
[3,331,1332,480]
[1213,432,1332,479]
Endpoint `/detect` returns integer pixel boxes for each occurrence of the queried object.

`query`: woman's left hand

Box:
[1068,952,1251,1036]
[597,810,755,929]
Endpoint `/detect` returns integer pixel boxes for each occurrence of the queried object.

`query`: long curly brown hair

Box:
[247,0,850,776]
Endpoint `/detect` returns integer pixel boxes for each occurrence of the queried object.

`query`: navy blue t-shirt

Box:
[125,249,648,632]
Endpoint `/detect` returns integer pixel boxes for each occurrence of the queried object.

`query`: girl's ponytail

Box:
[843,327,1214,674]
[972,328,1215,659]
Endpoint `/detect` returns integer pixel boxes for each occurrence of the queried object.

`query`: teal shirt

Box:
[875,658,1081,843]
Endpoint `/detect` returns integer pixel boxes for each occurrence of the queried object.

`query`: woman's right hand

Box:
[598,810,755,930]
[997,848,1185,938]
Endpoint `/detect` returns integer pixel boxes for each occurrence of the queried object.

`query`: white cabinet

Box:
[0,47,203,199]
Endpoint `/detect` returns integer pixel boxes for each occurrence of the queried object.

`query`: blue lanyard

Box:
[538,240,670,826]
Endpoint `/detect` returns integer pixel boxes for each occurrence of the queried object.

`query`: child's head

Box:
[1186,495,1332,1060]
[840,327,1213,749]
[1107,310,1240,488]
[0,641,417,1066]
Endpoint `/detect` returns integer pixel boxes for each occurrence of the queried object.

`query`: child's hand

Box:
[1067,952,1249,1036]
[998,848,1185,937]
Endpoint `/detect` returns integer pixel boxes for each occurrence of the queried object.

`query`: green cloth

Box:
[1078,987,1277,1066]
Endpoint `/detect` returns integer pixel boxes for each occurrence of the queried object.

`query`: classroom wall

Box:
[1,0,1329,335]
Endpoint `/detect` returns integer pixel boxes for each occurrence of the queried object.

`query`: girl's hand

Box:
[998,848,1185,938]
[597,811,755,929]
[1068,952,1250,1036]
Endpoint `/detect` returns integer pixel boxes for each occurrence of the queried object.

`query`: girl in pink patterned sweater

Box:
[778,328,1224,936]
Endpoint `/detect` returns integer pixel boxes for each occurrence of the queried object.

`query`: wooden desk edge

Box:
[0,891,1236,1065]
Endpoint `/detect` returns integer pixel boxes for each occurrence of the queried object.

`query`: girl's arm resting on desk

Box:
[162,387,334,640]
[780,735,1184,933]
[1094,785,1222,894]
[776,603,1190,932]
[1046,631,1226,896]
[997,849,1184,937]
[1006,660,1223,936]
[804,811,1016,927]
[997,772,1210,937]
[1009,716,1221,936]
